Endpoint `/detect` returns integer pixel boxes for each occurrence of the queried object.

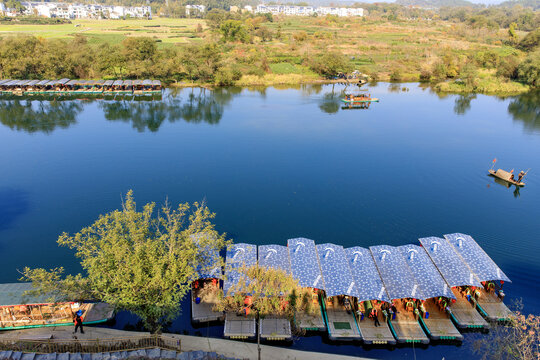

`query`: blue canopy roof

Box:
[370,245,425,300]
[258,245,291,273]
[316,243,358,298]
[345,246,390,303]
[418,237,482,288]
[223,243,257,295]
[287,238,324,289]
[444,233,511,283]
[398,244,455,300]
[191,233,222,280]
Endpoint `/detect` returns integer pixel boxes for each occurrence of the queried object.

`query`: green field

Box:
[0,18,206,46]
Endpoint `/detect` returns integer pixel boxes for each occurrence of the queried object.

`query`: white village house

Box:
[19,2,151,19]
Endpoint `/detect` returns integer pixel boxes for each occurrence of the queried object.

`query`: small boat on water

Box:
[0,283,114,330]
[340,95,379,103]
[488,169,526,187]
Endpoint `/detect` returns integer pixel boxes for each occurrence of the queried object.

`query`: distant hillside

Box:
[497,0,540,9]
[395,0,475,7]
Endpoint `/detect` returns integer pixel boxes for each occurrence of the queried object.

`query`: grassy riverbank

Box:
[0,15,537,95]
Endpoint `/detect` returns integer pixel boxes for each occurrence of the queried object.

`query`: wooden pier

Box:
[388,301,429,344]
[356,301,396,345]
[259,316,292,341]
[475,289,513,322]
[323,297,361,341]
[191,281,224,324]
[448,289,489,329]
[223,312,256,340]
[419,300,463,341]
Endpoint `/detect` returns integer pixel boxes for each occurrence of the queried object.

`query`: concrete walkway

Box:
[0,327,376,360]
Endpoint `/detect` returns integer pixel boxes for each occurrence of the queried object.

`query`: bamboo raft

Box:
[223,312,256,340]
[191,280,224,324]
[419,300,463,341]
[388,301,430,344]
[322,297,362,341]
[356,301,396,345]
[448,288,489,329]
[259,316,292,341]
[488,169,525,186]
[475,289,513,322]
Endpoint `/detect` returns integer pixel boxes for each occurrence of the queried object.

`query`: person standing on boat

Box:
[517,170,525,183]
[73,310,84,334]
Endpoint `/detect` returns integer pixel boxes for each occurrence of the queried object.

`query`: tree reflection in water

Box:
[100,88,239,132]
[453,94,477,115]
[0,99,83,134]
[508,90,540,134]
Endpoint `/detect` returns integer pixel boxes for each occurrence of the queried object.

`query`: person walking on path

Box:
[73,310,84,334]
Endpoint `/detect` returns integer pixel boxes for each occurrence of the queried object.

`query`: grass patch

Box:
[236,73,319,86]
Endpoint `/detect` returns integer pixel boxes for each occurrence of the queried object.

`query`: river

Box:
[0,83,538,359]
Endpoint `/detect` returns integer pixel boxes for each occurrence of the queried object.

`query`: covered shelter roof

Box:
[57,78,70,85]
[370,245,425,300]
[26,80,40,86]
[132,80,142,86]
[103,80,114,86]
[0,80,11,86]
[345,246,389,303]
[36,80,50,86]
[152,80,161,86]
[191,233,222,280]
[4,80,18,86]
[65,80,79,86]
[123,80,133,86]
[112,80,123,86]
[142,79,153,86]
[287,238,323,289]
[94,80,105,86]
[258,244,291,274]
[418,237,482,288]
[316,243,357,298]
[223,243,257,295]
[0,283,59,306]
[45,80,57,86]
[398,244,455,300]
[444,233,511,283]
[19,80,32,86]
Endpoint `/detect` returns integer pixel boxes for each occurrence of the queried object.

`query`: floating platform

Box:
[223,312,256,340]
[475,289,513,322]
[356,301,396,345]
[489,169,525,187]
[259,316,292,341]
[449,289,489,329]
[388,301,429,344]
[323,297,361,341]
[419,300,463,341]
[191,282,224,324]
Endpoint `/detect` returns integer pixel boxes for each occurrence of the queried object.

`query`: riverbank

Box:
[0,327,376,360]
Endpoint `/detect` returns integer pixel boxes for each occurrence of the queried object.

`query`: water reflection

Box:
[0,99,83,134]
[454,95,477,115]
[508,91,540,133]
[0,188,29,231]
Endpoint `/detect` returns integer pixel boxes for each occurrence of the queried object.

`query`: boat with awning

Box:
[287,237,326,332]
[370,245,430,344]
[444,233,513,322]
[0,283,114,330]
[190,233,224,324]
[317,243,361,341]
[257,245,292,341]
[419,237,489,329]
[398,244,462,341]
[223,243,257,340]
[345,246,395,345]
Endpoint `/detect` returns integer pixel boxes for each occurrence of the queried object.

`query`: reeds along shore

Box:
[0,79,162,96]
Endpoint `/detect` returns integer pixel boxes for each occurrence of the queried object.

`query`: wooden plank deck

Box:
[449,288,489,329]
[223,312,256,340]
[191,282,224,323]
[419,301,463,341]
[476,289,513,322]
[260,316,292,341]
[296,311,326,332]
[388,301,429,344]
[324,297,361,341]
[356,301,396,344]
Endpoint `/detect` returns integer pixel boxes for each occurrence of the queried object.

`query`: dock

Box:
[191,281,224,323]
[449,288,489,329]
[323,297,362,341]
[223,312,256,340]
[259,316,292,341]
[419,300,463,341]
[475,289,513,322]
[356,301,396,345]
[388,301,429,344]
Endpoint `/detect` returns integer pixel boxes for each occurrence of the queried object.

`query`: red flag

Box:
[492,158,497,163]
[510,169,514,173]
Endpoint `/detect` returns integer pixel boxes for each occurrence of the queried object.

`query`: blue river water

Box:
[0,84,538,359]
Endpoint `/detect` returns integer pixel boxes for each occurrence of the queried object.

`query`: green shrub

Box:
[517,51,540,87]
